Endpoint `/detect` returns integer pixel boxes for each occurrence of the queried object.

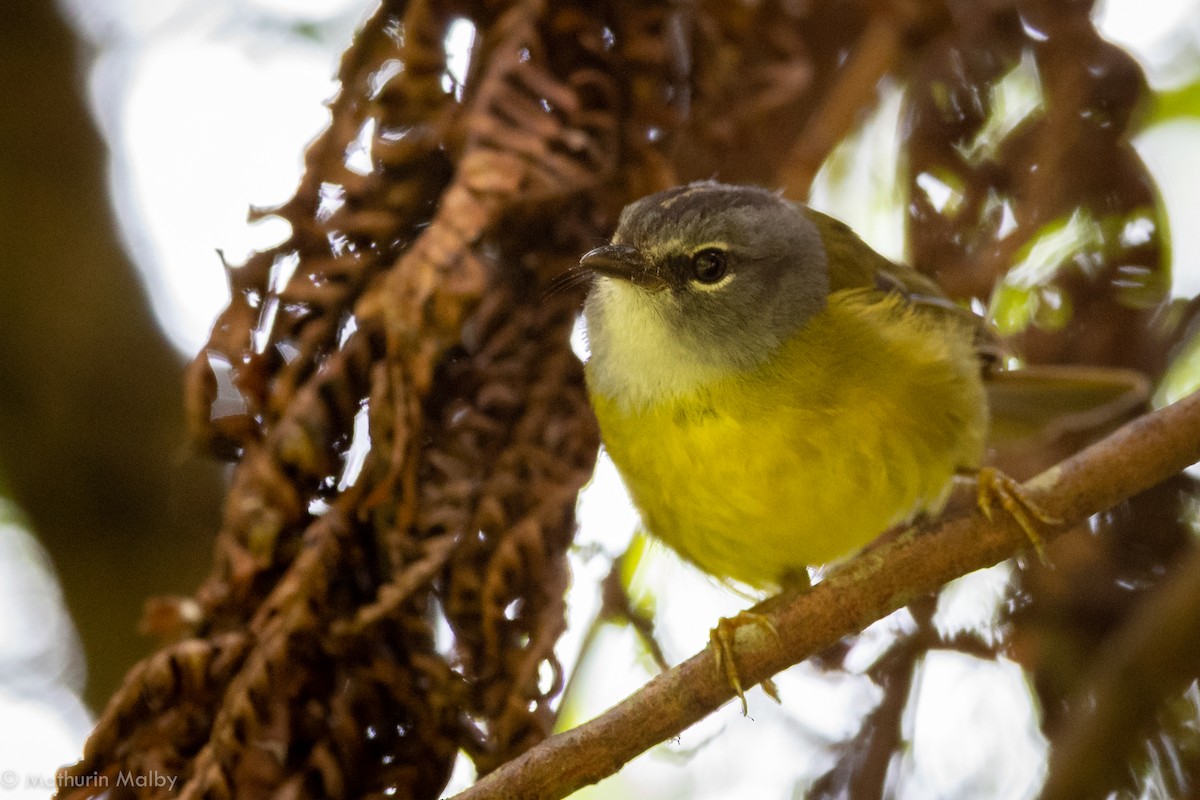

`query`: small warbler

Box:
[581,181,1145,592]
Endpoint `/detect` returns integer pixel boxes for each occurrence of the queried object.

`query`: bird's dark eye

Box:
[691,248,728,284]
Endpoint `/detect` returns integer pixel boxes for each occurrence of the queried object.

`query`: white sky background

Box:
[0,502,90,800]
[4,0,1199,797]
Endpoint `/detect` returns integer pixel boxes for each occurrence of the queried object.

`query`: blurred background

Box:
[0,0,360,792]
[4,0,1200,797]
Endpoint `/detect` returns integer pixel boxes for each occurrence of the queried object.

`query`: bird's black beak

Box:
[580,244,666,289]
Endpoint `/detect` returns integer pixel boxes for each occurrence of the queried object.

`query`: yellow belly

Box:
[587,290,987,589]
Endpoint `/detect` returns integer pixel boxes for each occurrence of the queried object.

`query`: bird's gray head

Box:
[582,181,830,405]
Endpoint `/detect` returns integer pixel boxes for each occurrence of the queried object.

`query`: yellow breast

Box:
[587,290,987,589]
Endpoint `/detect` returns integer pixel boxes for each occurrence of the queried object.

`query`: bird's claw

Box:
[975,466,1060,563]
[710,611,781,715]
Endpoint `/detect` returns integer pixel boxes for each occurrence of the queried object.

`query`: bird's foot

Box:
[974,466,1060,563]
[710,611,781,716]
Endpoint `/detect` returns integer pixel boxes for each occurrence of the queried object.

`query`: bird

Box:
[579,180,1146,707]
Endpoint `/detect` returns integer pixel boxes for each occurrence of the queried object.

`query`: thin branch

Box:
[449,389,1200,800]
[1038,527,1200,800]
[775,3,929,198]
[809,596,939,800]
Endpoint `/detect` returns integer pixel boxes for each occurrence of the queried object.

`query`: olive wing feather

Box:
[804,204,1149,442]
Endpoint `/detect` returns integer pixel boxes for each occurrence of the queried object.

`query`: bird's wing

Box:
[808,206,990,339]
[806,205,1150,442]
[985,365,1151,442]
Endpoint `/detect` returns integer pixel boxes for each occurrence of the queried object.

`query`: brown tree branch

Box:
[775,2,934,199]
[808,595,939,800]
[450,388,1200,800]
[1038,523,1200,800]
